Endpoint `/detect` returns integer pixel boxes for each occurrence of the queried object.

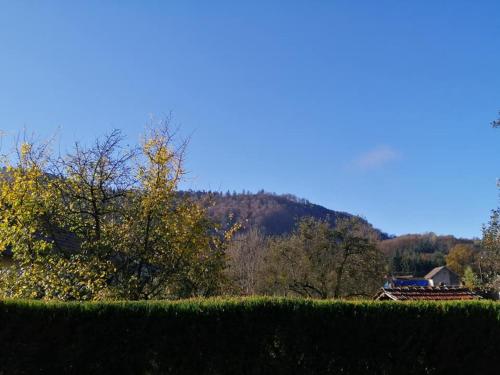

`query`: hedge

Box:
[0,297,499,374]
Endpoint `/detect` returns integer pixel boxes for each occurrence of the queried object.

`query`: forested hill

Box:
[184,191,477,276]
[187,191,478,276]
[187,191,390,239]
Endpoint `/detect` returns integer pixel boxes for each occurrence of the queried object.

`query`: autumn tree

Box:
[260,216,386,299]
[481,114,500,292]
[445,244,476,276]
[0,137,112,300]
[463,266,479,289]
[0,122,234,300]
[479,209,500,292]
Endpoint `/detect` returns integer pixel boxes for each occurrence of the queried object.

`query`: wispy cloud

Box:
[352,146,399,170]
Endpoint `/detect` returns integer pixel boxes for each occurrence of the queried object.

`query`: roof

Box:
[424,266,458,280]
[50,230,81,253]
[392,278,429,287]
[374,286,481,301]
[1,229,80,260]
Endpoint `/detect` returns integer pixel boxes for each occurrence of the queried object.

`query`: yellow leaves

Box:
[4,254,115,300]
[0,124,229,301]
[20,142,32,158]
[138,127,184,201]
[143,138,171,164]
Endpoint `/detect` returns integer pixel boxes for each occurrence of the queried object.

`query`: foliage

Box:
[390,249,445,276]
[381,233,476,276]
[380,232,475,256]
[479,209,500,292]
[446,243,477,276]
[463,266,479,289]
[260,217,386,298]
[0,124,234,300]
[0,297,499,374]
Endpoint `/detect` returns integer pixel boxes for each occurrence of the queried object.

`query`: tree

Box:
[0,138,112,300]
[463,266,479,289]
[446,244,476,276]
[226,227,267,295]
[480,116,500,293]
[478,209,500,292]
[260,217,386,299]
[391,250,403,274]
[0,122,235,300]
[379,233,472,277]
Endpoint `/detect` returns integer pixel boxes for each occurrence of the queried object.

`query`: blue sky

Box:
[1,1,500,238]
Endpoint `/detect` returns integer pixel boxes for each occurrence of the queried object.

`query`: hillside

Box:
[379,233,478,276]
[188,191,389,238]
[188,191,477,276]
[379,233,477,257]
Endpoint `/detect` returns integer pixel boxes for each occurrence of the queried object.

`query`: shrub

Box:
[0,298,498,374]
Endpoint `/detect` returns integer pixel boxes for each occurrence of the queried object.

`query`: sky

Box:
[1,1,500,238]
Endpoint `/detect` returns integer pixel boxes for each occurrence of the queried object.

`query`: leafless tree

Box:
[226,228,267,295]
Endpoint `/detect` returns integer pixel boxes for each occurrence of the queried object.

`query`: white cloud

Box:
[353,146,399,170]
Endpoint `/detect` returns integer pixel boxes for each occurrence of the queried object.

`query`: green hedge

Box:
[0,298,499,374]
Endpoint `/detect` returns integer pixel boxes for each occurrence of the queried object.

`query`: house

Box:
[424,266,460,287]
[374,286,481,301]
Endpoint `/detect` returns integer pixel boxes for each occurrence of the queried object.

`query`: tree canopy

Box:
[259,217,386,299]
[0,124,236,300]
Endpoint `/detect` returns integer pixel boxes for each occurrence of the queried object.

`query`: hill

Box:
[188,191,477,276]
[188,190,389,239]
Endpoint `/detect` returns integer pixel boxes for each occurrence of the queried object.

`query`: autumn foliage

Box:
[0,124,235,300]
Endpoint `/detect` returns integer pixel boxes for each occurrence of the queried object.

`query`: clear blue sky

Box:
[1,1,500,238]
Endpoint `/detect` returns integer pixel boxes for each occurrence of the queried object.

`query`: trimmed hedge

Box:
[0,298,499,374]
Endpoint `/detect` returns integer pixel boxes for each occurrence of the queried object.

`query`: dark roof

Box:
[49,230,81,253]
[424,266,458,280]
[374,286,481,301]
[392,278,429,287]
[1,229,80,260]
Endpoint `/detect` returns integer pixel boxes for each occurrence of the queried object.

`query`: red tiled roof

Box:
[374,286,481,301]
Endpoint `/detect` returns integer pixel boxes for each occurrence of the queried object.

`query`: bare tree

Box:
[226,228,267,295]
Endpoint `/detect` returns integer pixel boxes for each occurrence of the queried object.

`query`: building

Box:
[374,265,483,301]
[374,286,481,301]
[424,266,460,287]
